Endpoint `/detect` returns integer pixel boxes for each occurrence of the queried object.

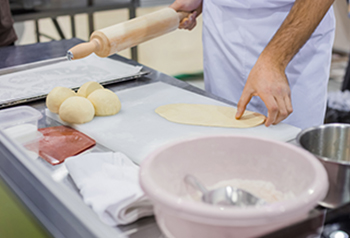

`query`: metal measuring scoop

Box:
[184,175,266,207]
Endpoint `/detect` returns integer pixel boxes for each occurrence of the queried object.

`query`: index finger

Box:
[235,90,253,119]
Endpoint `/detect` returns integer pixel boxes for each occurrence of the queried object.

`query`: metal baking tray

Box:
[0,57,150,109]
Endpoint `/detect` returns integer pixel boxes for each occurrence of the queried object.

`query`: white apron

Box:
[202,0,335,129]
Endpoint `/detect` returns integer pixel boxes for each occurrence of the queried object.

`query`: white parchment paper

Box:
[0,54,143,106]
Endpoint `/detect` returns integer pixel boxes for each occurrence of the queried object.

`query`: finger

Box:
[187,20,197,31]
[180,11,193,24]
[179,19,197,30]
[273,94,293,125]
[284,95,293,115]
[190,11,197,20]
[179,19,190,29]
[187,12,197,30]
[273,97,289,125]
[235,90,253,119]
[261,95,279,127]
[179,11,197,30]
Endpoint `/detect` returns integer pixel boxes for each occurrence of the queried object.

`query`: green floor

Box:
[0,178,50,238]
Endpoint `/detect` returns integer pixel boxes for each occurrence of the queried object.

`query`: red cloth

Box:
[31,126,96,165]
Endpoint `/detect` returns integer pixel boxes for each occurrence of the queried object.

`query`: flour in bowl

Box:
[209,179,295,203]
[184,178,295,204]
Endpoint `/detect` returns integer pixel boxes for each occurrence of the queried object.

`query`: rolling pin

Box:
[67,8,190,60]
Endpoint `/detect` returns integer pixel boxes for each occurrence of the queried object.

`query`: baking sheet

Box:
[0,54,148,108]
[46,82,302,165]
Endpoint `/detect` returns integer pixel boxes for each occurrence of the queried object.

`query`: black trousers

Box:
[342,0,350,91]
[342,55,350,91]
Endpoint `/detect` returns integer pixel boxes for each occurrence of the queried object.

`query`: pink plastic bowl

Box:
[139,135,328,238]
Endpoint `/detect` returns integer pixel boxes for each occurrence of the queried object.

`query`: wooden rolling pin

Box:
[67,8,190,60]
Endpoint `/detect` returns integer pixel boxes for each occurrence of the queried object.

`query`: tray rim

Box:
[0,70,150,109]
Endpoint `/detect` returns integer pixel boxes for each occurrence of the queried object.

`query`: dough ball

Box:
[46,87,76,113]
[59,96,95,124]
[87,89,121,116]
[77,81,104,97]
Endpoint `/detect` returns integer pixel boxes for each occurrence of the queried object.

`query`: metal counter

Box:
[0,38,236,238]
[0,38,343,238]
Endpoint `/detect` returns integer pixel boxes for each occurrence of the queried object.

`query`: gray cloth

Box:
[0,0,17,46]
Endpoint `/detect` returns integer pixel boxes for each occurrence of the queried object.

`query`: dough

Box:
[59,96,95,124]
[77,81,104,97]
[87,89,121,116]
[46,87,76,113]
[155,104,266,128]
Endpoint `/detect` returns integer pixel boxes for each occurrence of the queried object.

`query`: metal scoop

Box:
[184,175,266,207]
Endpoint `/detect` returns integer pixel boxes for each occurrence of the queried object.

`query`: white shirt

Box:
[202,0,335,129]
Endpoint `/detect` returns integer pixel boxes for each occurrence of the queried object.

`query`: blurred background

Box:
[7,0,350,90]
[1,0,350,237]
[11,0,203,78]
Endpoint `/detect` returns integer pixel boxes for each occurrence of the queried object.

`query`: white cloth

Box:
[202,0,335,129]
[65,152,153,226]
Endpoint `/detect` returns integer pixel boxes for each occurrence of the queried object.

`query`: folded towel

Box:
[65,151,153,226]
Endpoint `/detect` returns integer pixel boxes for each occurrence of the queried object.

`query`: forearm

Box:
[261,0,334,71]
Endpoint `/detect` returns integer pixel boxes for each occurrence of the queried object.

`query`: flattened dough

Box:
[155,104,266,128]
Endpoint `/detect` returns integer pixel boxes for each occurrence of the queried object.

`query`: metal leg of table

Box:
[129,1,138,62]
[70,15,76,38]
[35,20,40,42]
[34,18,66,41]
[51,17,66,39]
[88,13,94,36]
[88,0,94,35]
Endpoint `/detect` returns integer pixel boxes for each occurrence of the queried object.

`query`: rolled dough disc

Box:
[155,104,266,128]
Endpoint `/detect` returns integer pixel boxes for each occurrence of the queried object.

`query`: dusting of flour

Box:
[209,179,295,203]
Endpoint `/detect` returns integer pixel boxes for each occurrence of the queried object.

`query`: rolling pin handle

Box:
[67,39,101,60]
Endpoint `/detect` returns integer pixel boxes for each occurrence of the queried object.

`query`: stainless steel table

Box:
[0,39,345,238]
[0,38,234,238]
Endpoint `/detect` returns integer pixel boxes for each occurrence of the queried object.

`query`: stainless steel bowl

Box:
[297,123,350,208]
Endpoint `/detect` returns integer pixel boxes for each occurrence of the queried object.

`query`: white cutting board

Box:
[46,82,301,164]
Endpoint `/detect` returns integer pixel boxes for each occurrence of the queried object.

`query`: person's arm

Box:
[235,0,335,127]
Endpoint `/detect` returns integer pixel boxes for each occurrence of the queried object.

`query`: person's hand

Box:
[170,0,203,30]
[235,58,293,127]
